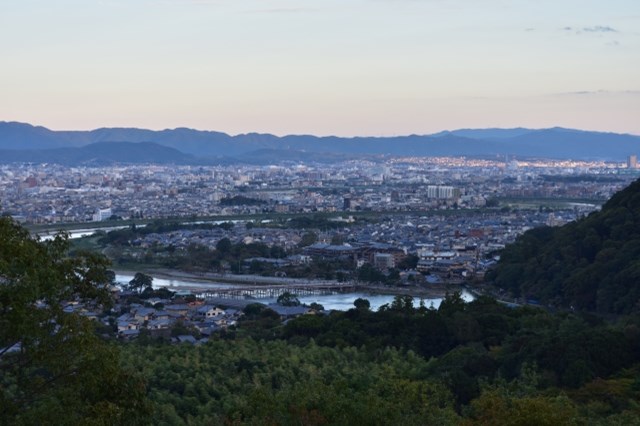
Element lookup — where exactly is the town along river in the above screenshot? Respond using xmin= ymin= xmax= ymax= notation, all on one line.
xmin=115 ymin=273 xmax=473 ymax=311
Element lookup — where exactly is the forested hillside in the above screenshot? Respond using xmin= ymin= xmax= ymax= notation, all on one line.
xmin=488 ymin=178 xmax=640 ymax=314
xmin=123 ymin=295 xmax=640 ymax=425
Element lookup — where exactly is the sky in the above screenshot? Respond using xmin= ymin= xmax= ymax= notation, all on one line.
xmin=1 ymin=0 xmax=639 ymax=136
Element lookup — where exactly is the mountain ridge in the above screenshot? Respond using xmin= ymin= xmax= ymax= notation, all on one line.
xmin=0 ymin=141 xmax=212 ymax=166
xmin=1 ymin=121 xmax=640 ymax=162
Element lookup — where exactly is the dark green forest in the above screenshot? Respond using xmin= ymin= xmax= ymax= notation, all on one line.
xmin=488 ymin=178 xmax=640 ymax=314
xmin=122 ymin=295 xmax=640 ymax=425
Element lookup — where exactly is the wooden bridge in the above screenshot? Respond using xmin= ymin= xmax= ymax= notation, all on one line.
xmin=195 ymin=282 xmax=357 ymax=300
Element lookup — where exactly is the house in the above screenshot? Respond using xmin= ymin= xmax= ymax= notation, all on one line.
xmin=361 ymin=242 xmax=407 ymax=265
xmin=119 ymin=329 xmax=140 ymax=340
xmin=165 ymin=304 xmax=190 ymax=317
xmin=79 ymin=310 xmax=100 ymax=321
xmin=198 ymin=326 xmax=218 ymax=337
xmin=373 ymin=253 xmax=394 ymax=270
xmin=154 ymin=310 xmax=170 ymax=320
xmin=267 ymin=304 xmax=313 ymax=320
xmin=117 ymin=313 xmax=140 ymax=332
xmin=147 ymin=318 xmax=172 ymax=330
xmin=133 ymin=307 xmax=155 ymax=322
xmin=224 ymin=308 xmax=241 ymax=318
xmin=174 ymin=335 xmax=197 ymax=344
xmin=287 ymin=254 xmax=311 ymax=265
xmin=303 ymin=243 xmax=358 ymax=262
xmin=117 ymin=320 xmax=140 ymax=332
xmin=213 ymin=317 xmax=231 ymax=327
xmin=196 ymin=305 xmax=225 ymax=319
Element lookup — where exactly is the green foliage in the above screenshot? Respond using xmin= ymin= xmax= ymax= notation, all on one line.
xmin=298 ymin=231 xmax=318 ymax=247
xmin=464 ymin=389 xmax=581 ymax=425
xmin=128 ymin=272 xmax=153 ymax=293
xmin=113 ymin=293 xmax=640 ymax=424
xmin=357 ymin=263 xmax=387 ymax=283
xmin=353 ymin=297 xmax=371 ymax=311
xmin=397 ymin=254 xmax=419 ymax=270
xmin=282 ymin=294 xmax=640 ymax=408
xmin=121 ymin=339 xmax=460 ymax=425
xmin=287 ymin=214 xmax=357 ymax=230
xmin=489 ymin=178 xmax=640 ymax=314
xmin=308 ymin=302 xmax=324 ymax=311
xmin=0 ymin=218 xmax=149 ymax=425
xmin=140 ymin=286 xmax=175 ymax=300
xmin=485 ymin=197 xmax=500 ymax=208
xmin=277 ymin=291 xmax=301 ymax=306
xmin=215 ymin=237 xmax=232 ymax=254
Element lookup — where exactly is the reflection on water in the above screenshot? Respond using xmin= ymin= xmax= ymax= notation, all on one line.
xmin=115 ymin=274 xmax=235 ymax=290
xmin=262 ymin=293 xmax=451 ymax=311
xmin=38 ymin=224 xmax=148 ymax=241
xmin=115 ymin=273 xmax=473 ymax=311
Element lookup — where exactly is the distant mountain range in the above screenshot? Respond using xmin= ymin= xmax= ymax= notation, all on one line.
xmin=1 ymin=121 xmax=639 ymax=165
xmin=0 ymin=142 xmax=206 ymax=166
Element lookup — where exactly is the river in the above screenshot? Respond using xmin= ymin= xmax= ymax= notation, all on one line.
xmin=37 ymin=220 xmax=238 ymax=241
xmin=115 ymin=273 xmax=473 ymax=311
xmin=38 ymin=225 xmax=136 ymax=241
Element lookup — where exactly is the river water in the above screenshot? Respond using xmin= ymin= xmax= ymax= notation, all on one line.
xmin=115 ymin=273 xmax=473 ymax=311
xmin=38 ymin=220 xmax=235 ymax=241
xmin=38 ymin=226 xmax=134 ymax=241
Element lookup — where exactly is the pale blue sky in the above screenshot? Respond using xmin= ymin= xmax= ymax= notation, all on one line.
xmin=1 ymin=0 xmax=639 ymax=135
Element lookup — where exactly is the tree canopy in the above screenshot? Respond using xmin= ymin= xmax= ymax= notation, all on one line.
xmin=0 ymin=218 xmax=149 ymax=424
xmin=128 ymin=272 xmax=153 ymax=294
xmin=277 ymin=291 xmax=301 ymax=306
xmin=488 ymin=178 xmax=640 ymax=314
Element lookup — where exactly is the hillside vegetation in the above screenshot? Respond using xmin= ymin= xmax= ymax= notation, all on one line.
xmin=488 ymin=178 xmax=640 ymax=314
xmin=3 ymin=217 xmax=640 ymax=424
xmin=125 ymin=294 xmax=640 ymax=425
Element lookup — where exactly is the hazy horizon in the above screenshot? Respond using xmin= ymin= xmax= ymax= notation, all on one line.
xmin=4 ymin=120 xmax=640 ymax=139
xmin=1 ymin=0 xmax=639 ymax=136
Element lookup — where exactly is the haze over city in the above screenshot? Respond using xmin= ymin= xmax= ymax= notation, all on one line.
xmin=1 ymin=0 xmax=639 ymax=136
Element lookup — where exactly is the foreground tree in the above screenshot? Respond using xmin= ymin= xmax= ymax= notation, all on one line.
xmin=0 ymin=218 xmax=149 ymax=425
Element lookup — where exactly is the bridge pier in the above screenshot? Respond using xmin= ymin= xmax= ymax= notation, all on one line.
xmin=192 ymin=283 xmax=356 ymax=301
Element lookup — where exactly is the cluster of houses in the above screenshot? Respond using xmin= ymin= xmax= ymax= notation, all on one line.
xmin=63 ymin=288 xmax=318 ymax=344
xmin=114 ymin=300 xmax=240 ymax=342
xmin=302 ymin=240 xmax=495 ymax=283
xmin=416 ymin=246 xmax=480 ymax=283
xmin=302 ymin=242 xmax=407 ymax=269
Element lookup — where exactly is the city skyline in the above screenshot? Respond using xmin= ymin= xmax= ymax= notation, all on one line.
xmin=1 ymin=0 xmax=639 ymax=136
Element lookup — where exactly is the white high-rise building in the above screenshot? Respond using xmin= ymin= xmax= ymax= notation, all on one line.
xmin=92 ymin=208 xmax=112 ymax=222
xmin=427 ymin=185 xmax=455 ymax=200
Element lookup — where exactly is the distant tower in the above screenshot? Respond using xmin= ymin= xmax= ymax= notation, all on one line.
xmin=628 ymin=155 xmax=638 ymax=169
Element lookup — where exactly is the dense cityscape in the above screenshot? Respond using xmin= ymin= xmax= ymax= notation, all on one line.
xmin=1 ymin=156 xmax=633 ymax=224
